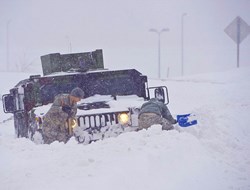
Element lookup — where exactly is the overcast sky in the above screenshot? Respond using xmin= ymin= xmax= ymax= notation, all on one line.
xmin=0 ymin=0 xmax=249 ymax=78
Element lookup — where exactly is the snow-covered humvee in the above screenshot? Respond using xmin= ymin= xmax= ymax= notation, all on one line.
xmin=2 ymin=49 xmax=169 ymax=143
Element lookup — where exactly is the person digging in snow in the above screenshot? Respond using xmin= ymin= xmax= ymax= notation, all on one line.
xmin=42 ymin=87 xmax=85 ymax=144
xmin=138 ymin=98 xmax=177 ymax=131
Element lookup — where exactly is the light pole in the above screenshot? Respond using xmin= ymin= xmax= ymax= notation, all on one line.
xmin=181 ymin=13 xmax=187 ymax=76
xmin=149 ymin=28 xmax=169 ymax=79
xmin=65 ymin=35 xmax=72 ymax=53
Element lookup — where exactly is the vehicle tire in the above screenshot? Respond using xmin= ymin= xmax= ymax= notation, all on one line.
xmin=14 ymin=111 xmax=29 ymax=138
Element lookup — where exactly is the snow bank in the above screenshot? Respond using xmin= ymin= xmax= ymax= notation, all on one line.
xmin=1 ymin=67 xmax=250 ymax=190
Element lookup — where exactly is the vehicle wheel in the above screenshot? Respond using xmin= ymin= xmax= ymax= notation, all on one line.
xmin=14 ymin=111 xmax=29 ymax=138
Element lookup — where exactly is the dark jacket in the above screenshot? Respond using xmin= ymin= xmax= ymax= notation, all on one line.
xmin=139 ymin=98 xmax=176 ymax=124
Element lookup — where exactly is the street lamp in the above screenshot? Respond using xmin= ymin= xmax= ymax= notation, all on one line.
xmin=65 ymin=35 xmax=72 ymax=53
xmin=149 ymin=28 xmax=169 ymax=79
xmin=181 ymin=13 xmax=187 ymax=76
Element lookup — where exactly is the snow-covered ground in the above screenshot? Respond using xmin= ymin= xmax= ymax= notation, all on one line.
xmin=1 ymin=67 xmax=250 ymax=190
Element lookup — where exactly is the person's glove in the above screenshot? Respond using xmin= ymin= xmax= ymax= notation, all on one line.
xmin=62 ymin=105 xmax=72 ymax=115
xmin=172 ymin=119 xmax=178 ymax=124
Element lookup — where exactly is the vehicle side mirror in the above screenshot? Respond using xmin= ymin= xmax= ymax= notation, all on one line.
xmin=154 ymin=87 xmax=165 ymax=103
xmin=147 ymin=86 xmax=169 ymax=104
xmin=2 ymin=94 xmax=15 ymax=113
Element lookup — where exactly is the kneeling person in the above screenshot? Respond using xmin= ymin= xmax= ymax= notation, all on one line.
xmin=42 ymin=87 xmax=85 ymax=144
xmin=138 ymin=98 xmax=177 ymax=130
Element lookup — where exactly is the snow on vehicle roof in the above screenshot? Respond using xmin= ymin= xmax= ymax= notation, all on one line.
xmin=44 ymin=68 xmax=126 ymax=77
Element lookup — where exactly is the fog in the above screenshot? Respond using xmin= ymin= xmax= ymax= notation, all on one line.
xmin=0 ymin=0 xmax=249 ymax=78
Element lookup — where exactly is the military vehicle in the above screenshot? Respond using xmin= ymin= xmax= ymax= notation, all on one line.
xmin=2 ymin=49 xmax=169 ymax=143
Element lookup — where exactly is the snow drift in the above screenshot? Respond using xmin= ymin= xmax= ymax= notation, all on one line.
xmin=1 ymin=67 xmax=250 ymax=190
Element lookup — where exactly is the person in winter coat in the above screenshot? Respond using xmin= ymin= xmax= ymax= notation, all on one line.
xmin=42 ymin=87 xmax=85 ymax=144
xmin=138 ymin=98 xmax=177 ymax=130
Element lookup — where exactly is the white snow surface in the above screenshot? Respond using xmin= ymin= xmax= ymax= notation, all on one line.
xmin=1 ymin=67 xmax=250 ymax=190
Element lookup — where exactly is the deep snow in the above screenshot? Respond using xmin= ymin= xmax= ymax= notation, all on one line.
xmin=0 ymin=67 xmax=250 ymax=190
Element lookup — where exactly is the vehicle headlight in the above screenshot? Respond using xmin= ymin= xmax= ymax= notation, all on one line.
xmin=71 ymin=118 xmax=77 ymax=128
xmin=118 ymin=113 xmax=130 ymax=125
xmin=35 ymin=116 xmax=40 ymax=122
